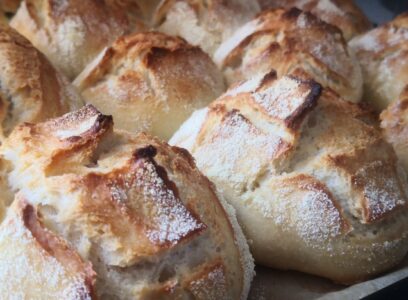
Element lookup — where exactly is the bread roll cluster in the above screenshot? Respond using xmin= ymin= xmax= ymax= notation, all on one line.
xmin=0 ymin=0 xmax=407 ymax=297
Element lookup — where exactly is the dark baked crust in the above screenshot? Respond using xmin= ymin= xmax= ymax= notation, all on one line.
xmin=215 ymin=8 xmax=363 ymax=103
xmin=258 ymin=0 xmax=371 ymax=40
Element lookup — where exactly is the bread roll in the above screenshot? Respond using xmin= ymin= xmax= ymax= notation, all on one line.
xmin=11 ymin=0 xmax=145 ymax=79
xmin=154 ymin=0 xmax=260 ymax=56
xmin=349 ymin=13 xmax=408 ymax=111
xmin=74 ymin=32 xmax=225 ymax=140
xmin=0 ymin=25 xmax=82 ymax=140
xmin=0 ymin=197 xmax=96 ymax=299
xmin=170 ymin=70 xmax=408 ymax=284
xmin=381 ymin=86 xmax=408 ymax=174
xmin=1 ymin=104 xmax=254 ymax=299
xmin=214 ymin=8 xmax=363 ymax=103
xmin=258 ymin=0 xmax=371 ymax=41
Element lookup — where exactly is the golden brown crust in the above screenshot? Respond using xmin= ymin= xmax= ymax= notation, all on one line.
xmin=1 ymin=0 xmax=21 ymax=13
xmin=0 ymin=196 xmax=96 ymax=299
xmin=349 ymin=12 xmax=408 ymax=111
xmin=215 ymin=8 xmax=363 ymax=103
xmin=74 ymin=32 xmax=225 ymax=140
xmin=258 ymin=0 xmax=371 ymax=41
xmin=154 ymin=0 xmax=260 ymax=56
xmin=11 ymin=0 xmax=145 ymax=79
xmin=0 ymin=0 xmax=21 ymax=24
xmin=79 ymin=146 xmax=208 ymax=257
xmin=171 ymin=71 xmax=408 ymax=283
xmin=0 ymin=25 xmax=82 ymax=140
xmin=75 ymin=32 xmax=197 ymax=89
xmin=2 ymin=105 xmax=254 ymax=299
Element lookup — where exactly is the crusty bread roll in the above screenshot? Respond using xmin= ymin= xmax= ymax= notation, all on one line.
xmin=74 ymin=32 xmax=225 ymax=141
xmin=1 ymin=104 xmax=254 ymax=299
xmin=258 ymin=0 xmax=371 ymax=41
xmin=0 ymin=25 xmax=82 ymax=140
xmin=349 ymin=13 xmax=408 ymax=111
xmin=154 ymin=0 xmax=260 ymax=56
xmin=11 ymin=0 xmax=145 ymax=80
xmin=214 ymin=8 xmax=363 ymax=103
xmin=0 ymin=197 xmax=96 ymax=299
xmin=381 ymin=86 xmax=408 ymax=174
xmin=170 ymin=70 xmax=408 ymax=284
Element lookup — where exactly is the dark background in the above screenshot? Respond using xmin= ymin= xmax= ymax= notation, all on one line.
xmin=355 ymin=0 xmax=408 ymax=24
